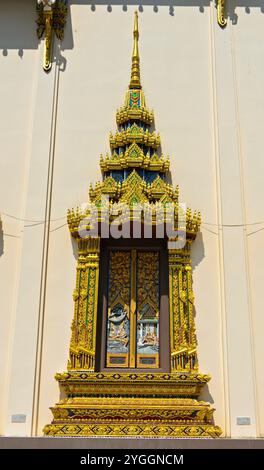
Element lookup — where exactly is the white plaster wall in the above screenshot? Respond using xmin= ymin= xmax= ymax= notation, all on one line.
xmin=0 ymin=2 xmax=263 ymax=438
xmin=232 ymin=7 xmax=264 ymax=437
xmin=0 ymin=0 xmax=39 ymax=434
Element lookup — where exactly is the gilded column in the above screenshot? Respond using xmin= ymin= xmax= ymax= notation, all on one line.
xmin=68 ymin=237 xmax=100 ymax=371
xmin=168 ymin=243 xmax=198 ymax=372
xmin=184 ymin=261 xmax=198 ymax=370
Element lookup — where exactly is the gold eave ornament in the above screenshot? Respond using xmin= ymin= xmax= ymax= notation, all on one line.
xmin=36 ymin=0 xmax=67 ymax=72
xmin=217 ymin=0 xmax=227 ymax=28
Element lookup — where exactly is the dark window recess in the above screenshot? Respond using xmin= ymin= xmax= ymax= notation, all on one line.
xmin=96 ymin=238 xmax=170 ymax=374
xmin=145 ymin=171 xmax=159 ymax=183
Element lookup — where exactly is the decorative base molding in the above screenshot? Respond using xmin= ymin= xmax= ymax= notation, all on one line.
xmin=53 ymin=370 xmax=211 ymax=397
xmin=43 ymin=372 xmax=222 ymax=438
xmin=44 ymin=422 xmax=221 ymax=438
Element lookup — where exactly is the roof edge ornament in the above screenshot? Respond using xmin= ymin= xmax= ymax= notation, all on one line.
xmin=36 ymin=0 xmax=68 ymax=72
xmin=217 ymin=0 xmax=227 ymax=28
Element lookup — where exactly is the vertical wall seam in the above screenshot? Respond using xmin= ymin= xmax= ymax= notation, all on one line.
xmin=230 ymin=23 xmax=259 ymax=436
xmin=209 ymin=3 xmax=231 ymax=437
xmin=31 ymin=41 xmax=61 ymax=437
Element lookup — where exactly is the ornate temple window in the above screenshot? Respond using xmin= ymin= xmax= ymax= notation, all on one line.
xmin=44 ymin=12 xmax=221 ymax=439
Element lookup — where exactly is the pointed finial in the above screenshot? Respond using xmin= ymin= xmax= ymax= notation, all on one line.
xmin=129 ymin=11 xmax=141 ymax=89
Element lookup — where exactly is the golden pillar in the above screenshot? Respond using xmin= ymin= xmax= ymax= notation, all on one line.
xmin=169 ymin=243 xmax=198 ymax=372
xmin=69 ymin=237 xmax=100 ymax=371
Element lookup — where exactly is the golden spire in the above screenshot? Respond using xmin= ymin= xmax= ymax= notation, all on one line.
xmin=129 ymin=11 xmax=141 ymax=89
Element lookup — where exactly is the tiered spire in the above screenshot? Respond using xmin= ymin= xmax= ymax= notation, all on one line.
xmin=68 ymin=12 xmax=200 ymax=238
xmin=100 ymin=11 xmax=169 ymax=186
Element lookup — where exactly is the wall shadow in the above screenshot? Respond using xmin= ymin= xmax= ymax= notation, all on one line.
xmin=0 ymin=0 xmax=38 ymax=53
xmin=71 ymin=0 xmax=264 ymax=26
xmin=199 ymin=382 xmax=215 ymax=405
xmin=2 ymin=0 xmax=264 ymax=56
xmin=226 ymin=0 xmax=264 ymax=25
xmin=71 ymin=235 xmax=79 ymax=260
xmin=59 ymin=383 xmax=68 ymax=401
xmin=0 ymin=0 xmax=74 ymax=58
xmin=191 ymin=230 xmax=205 ymax=271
